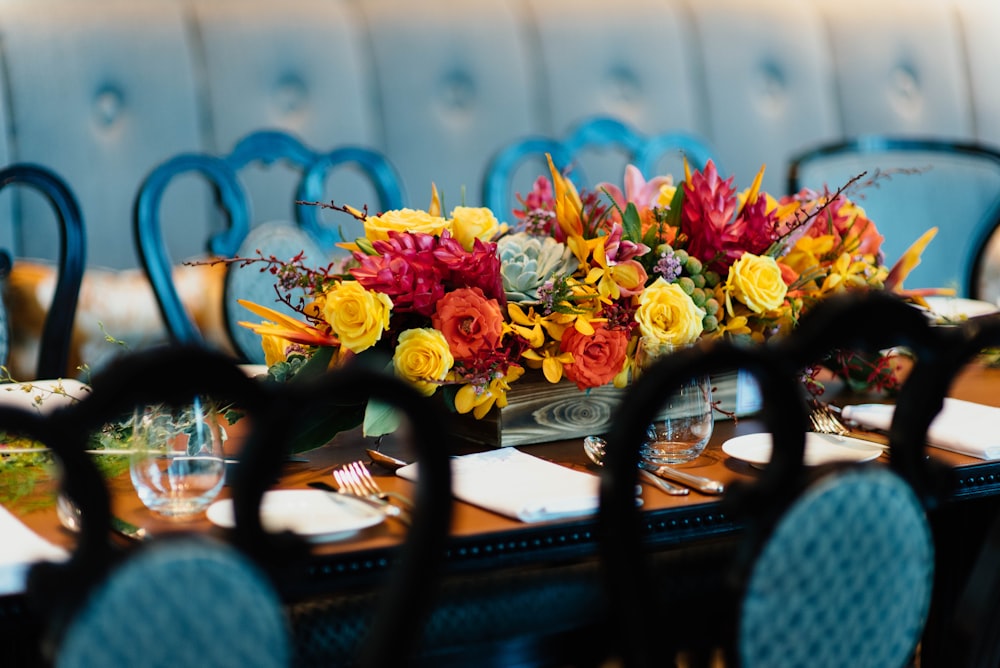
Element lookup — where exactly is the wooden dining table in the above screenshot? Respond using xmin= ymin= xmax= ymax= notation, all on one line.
xmin=3 ymin=360 xmax=1000 ymax=665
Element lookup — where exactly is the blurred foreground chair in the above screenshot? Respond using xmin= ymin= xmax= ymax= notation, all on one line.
xmin=598 ymin=293 xmax=946 ymax=667
xmin=21 ymin=345 xmax=452 ymax=668
xmin=133 ymin=129 xmax=405 ymax=363
xmin=482 ymin=116 xmax=717 ymax=218
xmin=0 ymin=164 xmax=86 ymax=379
xmin=787 ymin=136 xmax=1000 ymax=299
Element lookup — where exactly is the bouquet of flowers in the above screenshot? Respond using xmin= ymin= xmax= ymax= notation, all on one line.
xmin=238 ymin=156 xmax=941 ymax=440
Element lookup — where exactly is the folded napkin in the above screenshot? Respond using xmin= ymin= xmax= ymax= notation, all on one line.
xmin=842 ymin=398 xmax=1000 ymax=460
xmin=397 ymin=448 xmax=607 ymax=523
xmin=0 ymin=505 xmax=68 ymax=596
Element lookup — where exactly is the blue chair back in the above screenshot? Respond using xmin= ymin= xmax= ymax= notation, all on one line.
xmin=482 ymin=116 xmax=717 ymax=218
xmin=133 ymin=130 xmax=405 ymax=351
xmin=787 ymin=136 xmax=1000 ymax=298
xmin=0 ymin=164 xmax=86 ymax=378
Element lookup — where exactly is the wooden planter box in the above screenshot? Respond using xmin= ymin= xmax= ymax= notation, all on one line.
xmin=451 ymin=369 xmax=762 ymax=448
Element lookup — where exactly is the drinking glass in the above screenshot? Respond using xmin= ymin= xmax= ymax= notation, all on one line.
xmin=634 ymin=337 xmax=714 ymax=465
xmin=129 ymin=396 xmax=226 ymax=518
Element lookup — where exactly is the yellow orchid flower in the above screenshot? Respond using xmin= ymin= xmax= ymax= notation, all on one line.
xmin=521 ymin=344 xmax=575 ymax=384
xmin=819 ymin=252 xmax=872 ymax=293
xmin=454 ymin=365 xmax=526 ymax=419
xmin=237 ymin=300 xmax=338 ymax=347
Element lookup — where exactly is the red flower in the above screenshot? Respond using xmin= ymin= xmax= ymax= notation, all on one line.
xmin=434 ymin=233 xmax=506 ymax=306
xmin=350 ymin=232 xmax=445 ymax=316
xmin=560 ymin=324 xmax=630 ymax=390
xmin=431 ymin=287 xmax=504 ymax=362
xmin=681 ymin=160 xmax=736 ymax=269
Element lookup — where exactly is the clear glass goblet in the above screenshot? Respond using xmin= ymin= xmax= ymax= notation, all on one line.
xmin=129 ymin=397 xmax=226 ymax=519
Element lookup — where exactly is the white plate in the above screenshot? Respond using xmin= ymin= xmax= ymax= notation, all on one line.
xmin=722 ymin=432 xmax=884 ymax=467
xmin=920 ymin=296 xmax=999 ymax=324
xmin=206 ymin=489 xmax=384 ymax=543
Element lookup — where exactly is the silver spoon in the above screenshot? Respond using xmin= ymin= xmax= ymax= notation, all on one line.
xmin=584 ymin=436 xmax=725 ymax=495
xmin=583 ymin=436 xmax=689 ymax=496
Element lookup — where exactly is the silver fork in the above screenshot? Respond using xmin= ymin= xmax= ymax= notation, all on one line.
xmin=808 ymin=399 xmax=889 ymax=451
xmin=808 ymin=399 xmax=850 ymax=437
xmin=332 ymin=461 xmax=413 ymax=525
xmin=344 ymin=461 xmax=416 ymax=510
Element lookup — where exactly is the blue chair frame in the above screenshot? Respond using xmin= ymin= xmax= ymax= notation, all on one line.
xmin=482 ymin=116 xmax=717 ymax=216
xmin=134 ymin=129 xmax=405 ymax=348
xmin=787 ymin=136 xmax=1000 ymax=298
xmin=0 ymin=164 xmax=86 ymax=378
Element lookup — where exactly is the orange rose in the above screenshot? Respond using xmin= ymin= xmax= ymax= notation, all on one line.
xmin=431 ymin=287 xmax=504 ymax=362
xmin=560 ymin=324 xmax=630 ymax=390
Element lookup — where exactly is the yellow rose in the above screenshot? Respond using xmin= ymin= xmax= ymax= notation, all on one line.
xmin=392 ymin=328 xmax=454 ymax=396
xmin=449 ymin=206 xmax=500 ymax=250
xmin=261 ymin=332 xmax=288 ymax=367
xmin=321 ymin=281 xmax=393 ymax=353
xmin=726 ymin=253 xmax=788 ymax=314
xmin=635 ymin=277 xmax=705 ymax=346
xmin=364 ymin=208 xmax=451 ymax=242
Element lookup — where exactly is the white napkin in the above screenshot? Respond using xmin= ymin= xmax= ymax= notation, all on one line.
xmin=397 ymin=448 xmax=607 ymax=523
xmin=842 ymin=398 xmax=1000 ymax=460
xmin=0 ymin=505 xmax=68 ymax=596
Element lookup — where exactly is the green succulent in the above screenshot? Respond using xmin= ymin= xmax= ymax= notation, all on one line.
xmin=497 ymin=232 xmax=579 ymax=303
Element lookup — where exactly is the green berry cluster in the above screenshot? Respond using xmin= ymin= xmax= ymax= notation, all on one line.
xmin=658 ymin=245 xmax=723 ymax=334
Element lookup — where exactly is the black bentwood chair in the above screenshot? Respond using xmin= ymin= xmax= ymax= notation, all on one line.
xmin=133 ymin=129 xmax=405 ymax=362
xmin=482 ymin=115 xmax=717 ymax=217
xmin=21 ymin=347 xmax=289 ymax=668
xmin=21 ymin=346 xmax=453 ymax=668
xmin=598 ymin=292 xmax=948 ymax=668
xmin=0 ymin=164 xmax=86 ymax=378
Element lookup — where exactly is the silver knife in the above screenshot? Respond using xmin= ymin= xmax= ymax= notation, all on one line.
xmin=640 ymin=462 xmax=725 ymax=495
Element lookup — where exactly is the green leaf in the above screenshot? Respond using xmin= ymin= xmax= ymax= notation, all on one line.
xmin=664 ymin=186 xmax=684 ymax=229
xmin=288 ymin=400 xmax=365 ymax=453
xmin=622 ymin=203 xmax=642 ymax=243
xmin=291 ymin=346 xmax=335 ymax=382
xmin=356 ymin=237 xmax=378 ymax=256
xmin=362 ymin=399 xmax=400 ymax=438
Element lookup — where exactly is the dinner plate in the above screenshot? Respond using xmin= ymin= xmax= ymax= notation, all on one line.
xmin=920 ymin=296 xmax=999 ymax=324
xmin=206 ymin=489 xmax=384 ymax=543
xmin=722 ymin=432 xmax=884 ymax=467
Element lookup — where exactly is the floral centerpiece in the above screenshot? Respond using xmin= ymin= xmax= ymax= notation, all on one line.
xmin=237 ymin=156 xmax=942 ymax=447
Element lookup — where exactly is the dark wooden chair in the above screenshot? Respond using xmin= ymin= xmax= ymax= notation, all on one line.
xmin=597 ymin=292 xmax=946 ymax=667
xmin=20 ymin=345 xmax=453 ymax=668
xmin=133 ymin=129 xmax=405 ymax=361
xmin=482 ymin=115 xmax=717 ymax=218
xmin=0 ymin=164 xmax=86 ymax=378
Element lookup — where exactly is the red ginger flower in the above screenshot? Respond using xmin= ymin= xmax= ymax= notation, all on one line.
xmin=681 ymin=160 xmax=737 ymax=269
xmin=350 ymin=232 xmax=445 ymax=317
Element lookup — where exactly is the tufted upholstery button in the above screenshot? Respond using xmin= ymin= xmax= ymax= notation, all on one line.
xmin=273 ymin=73 xmax=308 ymax=118
xmin=439 ymin=69 xmax=476 ymax=112
xmin=756 ymin=61 xmax=787 ymax=114
xmin=93 ymin=85 xmax=124 ymax=128
xmin=605 ymin=65 xmax=641 ymax=105
xmin=890 ymin=63 xmax=921 ymax=115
